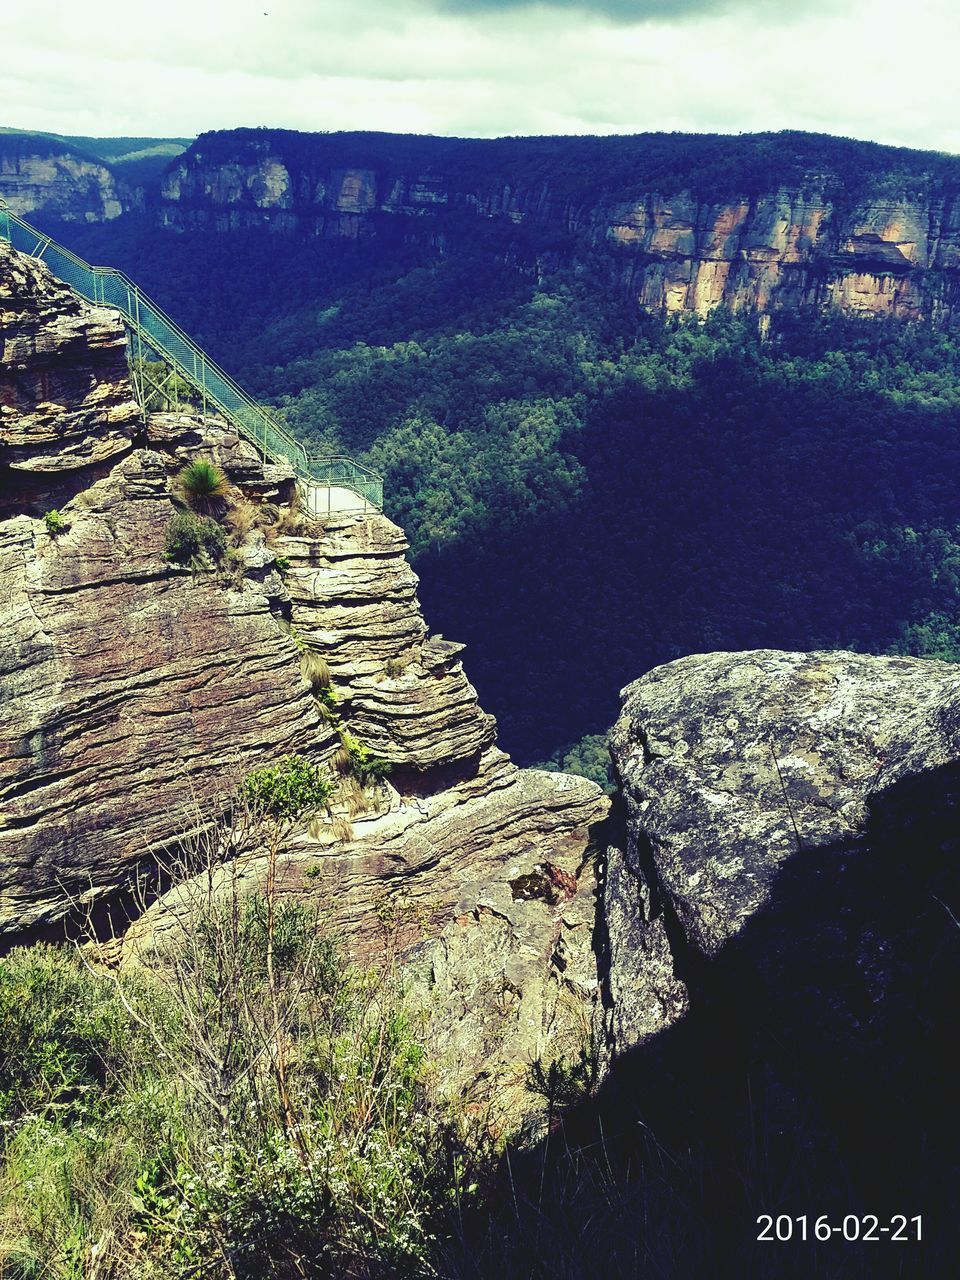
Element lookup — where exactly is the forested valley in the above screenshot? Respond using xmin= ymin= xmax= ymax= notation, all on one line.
xmin=49 ymin=212 xmax=960 ymax=769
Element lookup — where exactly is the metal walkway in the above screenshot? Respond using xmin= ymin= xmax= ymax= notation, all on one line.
xmin=0 ymin=199 xmax=383 ymax=511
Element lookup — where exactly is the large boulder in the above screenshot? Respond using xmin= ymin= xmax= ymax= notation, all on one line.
xmin=603 ymin=648 xmax=960 ymax=1237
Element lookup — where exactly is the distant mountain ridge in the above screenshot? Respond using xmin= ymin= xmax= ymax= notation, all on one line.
xmin=0 ymin=127 xmax=192 ymax=220
xmin=151 ymin=128 xmax=960 ymax=325
xmin=5 ymin=126 xmax=960 ymax=322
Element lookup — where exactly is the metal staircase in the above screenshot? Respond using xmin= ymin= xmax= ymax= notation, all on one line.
xmin=0 ymin=199 xmax=383 ymax=512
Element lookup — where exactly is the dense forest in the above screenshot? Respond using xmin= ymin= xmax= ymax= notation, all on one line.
xmin=40 ymin=201 xmax=960 ymax=764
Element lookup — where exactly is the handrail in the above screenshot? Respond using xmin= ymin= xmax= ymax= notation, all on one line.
xmin=0 ymin=199 xmax=383 ymax=511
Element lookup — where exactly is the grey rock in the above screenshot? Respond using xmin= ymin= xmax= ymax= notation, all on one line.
xmin=605 ymin=648 xmax=960 ymax=1057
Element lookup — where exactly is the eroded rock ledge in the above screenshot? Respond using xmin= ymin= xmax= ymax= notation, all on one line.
xmin=604 ymin=648 xmax=960 ymax=1057
xmin=0 ymin=240 xmax=139 ymax=471
xmin=0 ymin=238 xmax=609 ymax=1117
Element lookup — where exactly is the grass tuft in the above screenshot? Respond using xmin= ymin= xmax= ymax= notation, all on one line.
xmin=175 ymin=458 xmax=229 ymax=515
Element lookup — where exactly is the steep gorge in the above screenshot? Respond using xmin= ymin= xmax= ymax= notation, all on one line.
xmin=0 ymin=238 xmax=607 ymax=1107
xmin=2 ymin=235 xmax=958 ymax=1271
xmin=149 ymin=130 xmax=960 ymax=325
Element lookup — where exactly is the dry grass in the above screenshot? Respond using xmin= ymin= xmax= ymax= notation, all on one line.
xmin=300 ymin=649 xmax=332 ymax=692
xmin=327 ymin=815 xmax=355 ymax=843
xmin=224 ymin=498 xmax=259 ymax=547
xmin=338 ymin=775 xmax=372 ymax=818
xmin=275 ymin=488 xmax=316 ymax=537
xmin=385 ymin=653 xmax=414 ymax=679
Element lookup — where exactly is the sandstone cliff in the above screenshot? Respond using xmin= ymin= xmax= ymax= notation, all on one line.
xmin=0 ymin=240 xmax=139 ymax=473
xmin=0 ymin=143 xmax=123 ymax=222
xmin=150 ymin=129 xmax=960 ymax=325
xmin=0 ymin=239 xmax=608 ymax=1112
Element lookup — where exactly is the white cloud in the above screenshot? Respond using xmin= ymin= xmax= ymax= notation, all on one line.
xmin=0 ymin=0 xmax=957 ymax=153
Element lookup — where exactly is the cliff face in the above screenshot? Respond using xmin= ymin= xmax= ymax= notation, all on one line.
xmin=150 ymin=130 xmax=960 ymax=325
xmin=0 ymin=240 xmax=140 ymax=472
xmin=0 ymin=240 xmax=608 ymax=1108
xmin=609 ymin=188 xmax=960 ymax=323
xmin=0 ymin=148 xmax=123 ymax=222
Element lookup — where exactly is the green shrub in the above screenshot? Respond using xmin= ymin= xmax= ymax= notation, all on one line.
xmin=163 ymin=511 xmax=227 ymax=568
xmin=0 ymin=945 xmax=127 ymax=1125
xmin=341 ymin=731 xmax=391 ymax=785
xmin=239 ymin=754 xmax=335 ymax=823
xmin=42 ymin=510 xmax=68 ymax=536
xmin=0 ymin=904 xmax=473 ymax=1280
xmin=175 ymin=458 xmax=229 ymax=515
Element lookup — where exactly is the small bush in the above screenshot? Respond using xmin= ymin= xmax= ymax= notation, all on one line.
xmin=176 ymin=458 xmax=229 ymax=515
xmin=316 ymin=682 xmax=340 ymax=725
xmin=341 ymin=731 xmax=391 ymax=786
xmin=164 ymin=512 xmax=227 ymax=568
xmin=239 ymin=754 xmax=334 ymax=824
xmin=43 ymin=510 xmax=68 ymax=536
xmin=0 ymin=946 xmax=127 ymax=1125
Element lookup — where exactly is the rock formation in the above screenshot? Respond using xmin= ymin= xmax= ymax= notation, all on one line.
xmin=604 ymin=647 xmax=960 ymax=1056
xmin=148 ymin=129 xmax=960 ymax=326
xmin=0 ymin=239 xmax=608 ymax=1113
xmin=0 ymin=240 xmax=140 ymax=473
xmin=0 ymin=144 xmax=123 ymax=222
xmin=600 ymin=648 xmax=960 ymax=1247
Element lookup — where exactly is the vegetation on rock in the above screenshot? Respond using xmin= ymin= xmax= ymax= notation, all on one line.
xmin=238 ymin=753 xmax=334 ymax=824
xmin=175 ymin=457 xmax=229 ymax=515
xmin=42 ymin=509 xmax=68 ymax=536
xmin=163 ymin=510 xmax=227 ymax=568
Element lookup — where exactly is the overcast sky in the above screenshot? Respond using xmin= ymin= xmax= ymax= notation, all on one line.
xmin=2 ymin=0 xmax=958 ymax=153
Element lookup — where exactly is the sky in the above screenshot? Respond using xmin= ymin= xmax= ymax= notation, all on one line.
xmin=1 ymin=0 xmax=958 ymax=153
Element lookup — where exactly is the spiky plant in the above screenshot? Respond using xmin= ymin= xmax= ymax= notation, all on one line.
xmin=176 ymin=458 xmax=229 ymax=515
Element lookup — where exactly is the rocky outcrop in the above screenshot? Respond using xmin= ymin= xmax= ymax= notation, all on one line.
xmin=279 ymin=515 xmax=496 ymax=769
xmin=611 ymin=188 xmax=960 ymax=323
xmin=0 ymin=146 xmax=123 ymax=222
xmin=0 ymin=240 xmax=139 ymax=472
xmin=0 ymin=237 xmax=609 ymax=1117
xmin=604 ymin=648 xmax=960 ymax=1057
xmin=0 ymin=438 xmax=332 ymax=937
xmin=151 ymin=129 xmax=960 ymax=326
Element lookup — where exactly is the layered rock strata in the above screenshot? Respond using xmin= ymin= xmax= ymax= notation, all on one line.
xmin=0 ymin=239 xmax=609 ymax=1113
xmin=152 ymin=131 xmax=960 ymax=325
xmin=279 ymin=516 xmax=496 ymax=769
xmin=0 ymin=438 xmax=332 ymax=937
xmin=0 ymin=240 xmax=140 ymax=471
xmin=0 ymin=148 xmax=123 ymax=222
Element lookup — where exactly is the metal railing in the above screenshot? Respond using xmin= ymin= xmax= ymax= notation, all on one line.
xmin=0 ymin=199 xmax=383 ymax=511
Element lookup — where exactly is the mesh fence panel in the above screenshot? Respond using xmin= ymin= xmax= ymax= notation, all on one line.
xmin=0 ymin=204 xmax=382 ymax=508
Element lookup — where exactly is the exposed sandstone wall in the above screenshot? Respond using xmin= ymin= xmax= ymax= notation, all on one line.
xmin=0 ymin=150 xmax=123 ymax=222
xmin=0 ymin=432 xmax=332 ymax=938
xmin=0 ymin=240 xmax=140 ymax=471
xmin=0 ymin=240 xmax=609 ymax=1113
xmin=155 ymin=138 xmax=960 ymax=325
